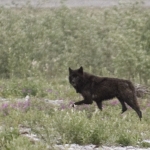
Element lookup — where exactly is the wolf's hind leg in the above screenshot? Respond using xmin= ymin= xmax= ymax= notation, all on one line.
xmin=118 ymin=98 xmax=127 ymax=114
xmin=95 ymin=101 xmax=102 ymax=110
xmin=125 ymin=100 xmax=142 ymax=120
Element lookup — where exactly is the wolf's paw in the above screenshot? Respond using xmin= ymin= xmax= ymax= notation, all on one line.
xmin=72 ymin=103 xmax=76 ymax=108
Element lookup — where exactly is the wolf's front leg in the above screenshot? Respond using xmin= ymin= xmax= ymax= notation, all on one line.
xmin=74 ymin=100 xmax=85 ymax=106
xmin=73 ymin=98 xmax=93 ymax=107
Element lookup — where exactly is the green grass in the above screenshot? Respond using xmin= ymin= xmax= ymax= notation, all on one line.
xmin=0 ymin=92 xmax=150 ymax=149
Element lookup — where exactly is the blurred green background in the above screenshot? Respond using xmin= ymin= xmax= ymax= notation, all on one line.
xmin=0 ymin=1 xmax=149 ymax=98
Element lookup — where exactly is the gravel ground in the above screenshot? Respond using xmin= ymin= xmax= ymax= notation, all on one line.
xmin=0 ymin=97 xmax=150 ymax=150
xmin=54 ymin=144 xmax=150 ymax=150
xmin=0 ymin=0 xmax=149 ymax=8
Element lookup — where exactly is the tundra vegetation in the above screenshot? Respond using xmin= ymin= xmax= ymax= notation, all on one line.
xmin=0 ymin=0 xmax=150 ymax=149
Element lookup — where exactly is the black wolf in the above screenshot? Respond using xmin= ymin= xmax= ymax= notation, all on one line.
xmin=69 ymin=66 xmax=142 ymax=120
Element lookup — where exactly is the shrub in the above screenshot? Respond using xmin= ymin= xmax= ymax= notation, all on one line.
xmin=0 ymin=1 xmax=149 ymax=85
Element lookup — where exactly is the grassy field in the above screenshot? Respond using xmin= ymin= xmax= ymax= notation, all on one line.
xmin=0 ymin=79 xmax=150 ymax=149
xmin=0 ymin=0 xmax=150 ymax=149
xmin=0 ymin=87 xmax=150 ymax=150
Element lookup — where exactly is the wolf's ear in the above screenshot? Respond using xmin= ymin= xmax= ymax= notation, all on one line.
xmin=78 ymin=66 xmax=83 ymax=74
xmin=69 ymin=67 xmax=72 ymax=74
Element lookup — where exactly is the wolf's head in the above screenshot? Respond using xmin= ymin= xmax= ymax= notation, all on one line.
xmin=69 ymin=66 xmax=83 ymax=88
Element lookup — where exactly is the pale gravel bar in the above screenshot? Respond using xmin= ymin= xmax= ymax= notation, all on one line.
xmin=0 ymin=0 xmax=150 ymax=8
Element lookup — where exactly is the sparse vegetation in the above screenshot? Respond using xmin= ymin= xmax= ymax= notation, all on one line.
xmin=0 ymin=0 xmax=150 ymax=149
xmin=0 ymin=98 xmax=150 ymax=149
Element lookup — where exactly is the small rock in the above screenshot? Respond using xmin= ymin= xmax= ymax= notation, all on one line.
xmin=142 ymin=140 xmax=150 ymax=144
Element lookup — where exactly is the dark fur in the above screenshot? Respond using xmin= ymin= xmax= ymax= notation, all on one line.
xmin=69 ymin=67 xmax=142 ymax=120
